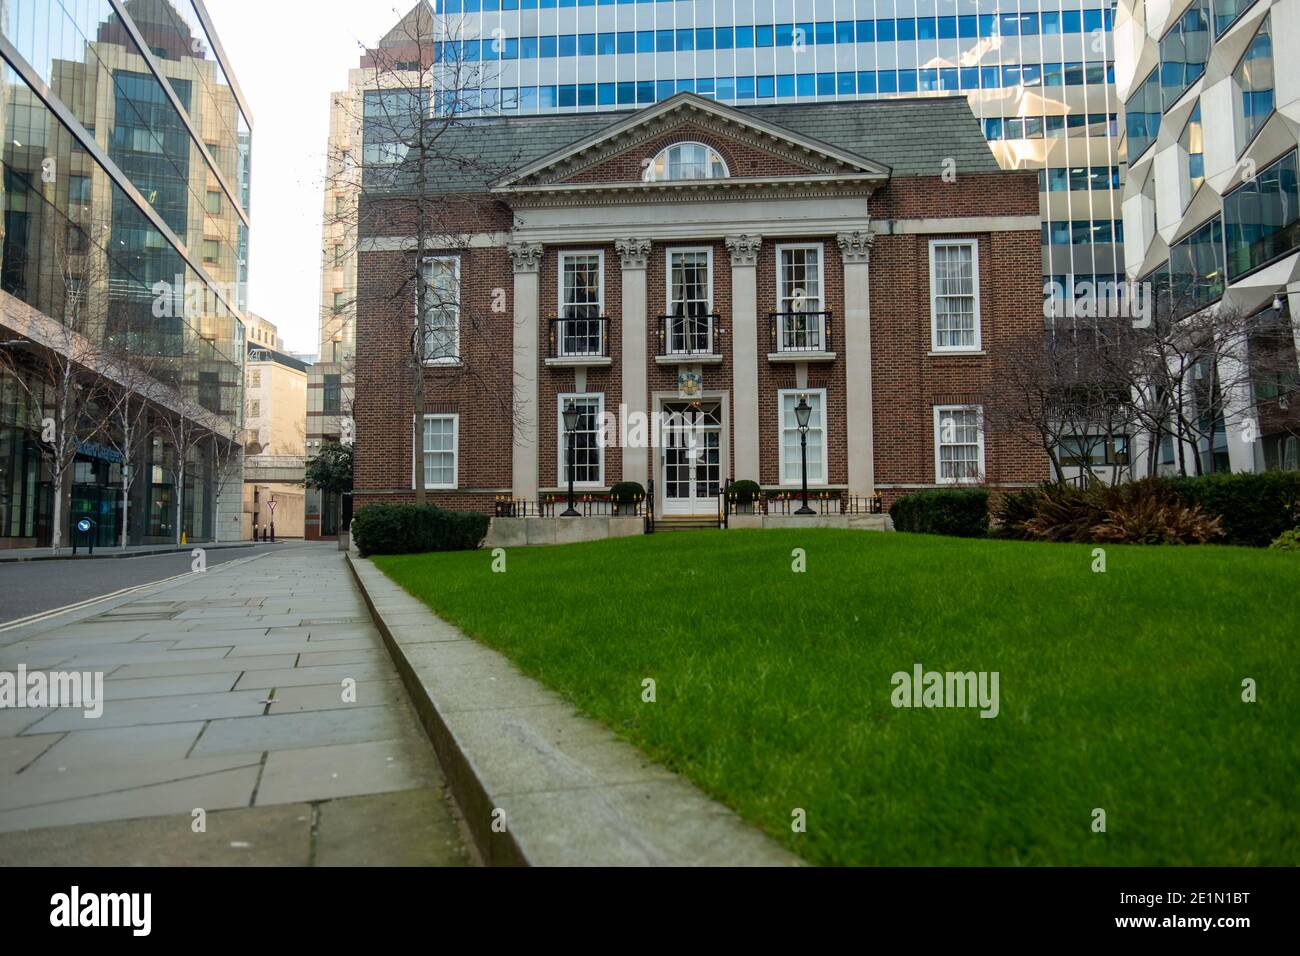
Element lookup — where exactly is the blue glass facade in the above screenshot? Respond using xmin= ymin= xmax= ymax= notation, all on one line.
xmin=431 ymin=0 xmax=1124 ymax=288
xmin=0 ymin=1 xmax=250 ymax=546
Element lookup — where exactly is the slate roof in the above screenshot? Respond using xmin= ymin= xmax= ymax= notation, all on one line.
xmin=375 ymin=94 xmax=1000 ymax=194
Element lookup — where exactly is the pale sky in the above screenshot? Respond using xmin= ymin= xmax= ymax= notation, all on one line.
xmin=205 ymin=1 xmax=422 ymax=355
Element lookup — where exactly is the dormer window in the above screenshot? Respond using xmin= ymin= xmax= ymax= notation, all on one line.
xmin=646 ymin=142 xmax=729 ymax=181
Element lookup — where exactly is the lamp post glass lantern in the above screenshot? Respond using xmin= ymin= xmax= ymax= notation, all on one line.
xmin=562 ymin=401 xmax=581 ymax=517
xmin=794 ymin=394 xmax=815 ymax=515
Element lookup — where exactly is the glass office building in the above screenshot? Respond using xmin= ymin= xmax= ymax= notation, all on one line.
xmin=430 ymin=0 xmax=1123 ymax=294
xmin=0 ymin=0 xmax=250 ymax=547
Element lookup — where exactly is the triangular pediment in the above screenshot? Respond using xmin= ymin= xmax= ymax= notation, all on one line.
xmin=494 ymin=93 xmax=891 ymax=192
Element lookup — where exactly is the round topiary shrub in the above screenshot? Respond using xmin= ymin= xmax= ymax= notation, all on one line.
xmin=609 ymin=481 xmax=645 ymax=514
xmin=729 ymin=479 xmax=761 ymax=504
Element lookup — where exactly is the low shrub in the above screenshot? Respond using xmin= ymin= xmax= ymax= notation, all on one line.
xmin=990 ymin=486 xmax=1048 ymax=539
xmin=889 ymin=489 xmax=989 ymax=538
xmin=1269 ymin=529 xmax=1300 ymax=552
xmin=1090 ymin=483 xmax=1223 ymax=545
xmin=728 ymin=479 xmax=762 ymax=504
xmin=1021 ymin=479 xmax=1222 ymax=545
xmin=1164 ymin=472 xmax=1300 ymax=547
xmin=352 ymin=503 xmax=489 ymax=557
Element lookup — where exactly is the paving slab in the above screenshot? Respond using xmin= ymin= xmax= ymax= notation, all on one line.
xmin=0 ymin=545 xmax=466 ymax=864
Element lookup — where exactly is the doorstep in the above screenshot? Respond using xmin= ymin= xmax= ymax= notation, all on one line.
xmin=347 ymin=554 xmax=799 ymax=867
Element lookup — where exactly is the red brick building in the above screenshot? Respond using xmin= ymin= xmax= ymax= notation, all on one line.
xmin=355 ymin=93 xmax=1047 ymax=520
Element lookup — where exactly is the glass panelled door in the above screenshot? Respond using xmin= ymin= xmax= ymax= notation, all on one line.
xmin=661 ymin=402 xmax=721 ymax=516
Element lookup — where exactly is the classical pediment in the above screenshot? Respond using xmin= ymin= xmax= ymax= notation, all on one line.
xmin=493 ymin=92 xmax=891 ymax=199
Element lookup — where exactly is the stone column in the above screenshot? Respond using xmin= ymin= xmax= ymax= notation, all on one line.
xmin=725 ymin=234 xmax=763 ymax=482
xmin=616 ymin=238 xmax=652 ymax=487
xmin=838 ymin=230 xmax=875 ymax=495
xmin=509 ymin=241 xmax=543 ymax=499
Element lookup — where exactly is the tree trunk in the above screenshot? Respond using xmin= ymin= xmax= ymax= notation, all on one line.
xmin=175 ymin=467 xmax=184 ymax=546
xmin=121 ymin=470 xmax=130 ymax=549
xmin=51 ymin=465 xmax=64 ymax=553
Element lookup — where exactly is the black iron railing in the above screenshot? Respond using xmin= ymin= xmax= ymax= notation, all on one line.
xmin=547 ymin=316 xmax=610 ymax=359
xmin=645 ymin=478 xmax=655 ymax=534
xmin=768 ymin=311 xmax=833 ymax=354
xmin=495 ymin=494 xmax=645 ymax=518
xmin=719 ymin=488 xmax=885 ymax=518
xmin=658 ymin=313 xmax=722 ymax=358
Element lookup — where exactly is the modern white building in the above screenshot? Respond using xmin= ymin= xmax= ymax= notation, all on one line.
xmin=1116 ymin=0 xmax=1300 ymax=474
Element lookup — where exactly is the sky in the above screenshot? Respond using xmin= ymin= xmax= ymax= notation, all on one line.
xmin=205 ymin=1 xmax=423 ymax=356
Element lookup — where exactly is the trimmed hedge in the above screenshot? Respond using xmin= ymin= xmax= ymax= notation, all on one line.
xmin=352 ymin=503 xmax=489 ymax=557
xmin=609 ymin=481 xmax=645 ymax=504
xmin=729 ymin=479 xmax=761 ymax=504
xmin=889 ymin=489 xmax=990 ymax=538
xmin=1164 ymin=472 xmax=1300 ymax=548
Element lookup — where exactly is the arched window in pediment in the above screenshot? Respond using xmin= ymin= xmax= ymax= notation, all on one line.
xmin=646 ymin=142 xmax=729 ymax=181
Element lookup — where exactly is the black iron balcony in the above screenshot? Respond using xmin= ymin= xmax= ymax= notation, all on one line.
xmin=657 ymin=313 xmax=722 ymax=362
xmin=546 ymin=316 xmax=611 ymax=364
xmin=768 ymin=310 xmax=834 ymax=359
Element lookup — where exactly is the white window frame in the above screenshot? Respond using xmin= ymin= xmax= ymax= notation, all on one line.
xmin=777 ymin=388 xmax=828 ymax=487
xmin=412 ymin=413 xmax=459 ymax=490
xmin=928 ymin=239 xmax=982 ymax=353
xmin=556 ymin=392 xmax=605 ymax=488
xmin=647 ymin=141 xmax=730 ymax=181
xmin=933 ymin=405 xmax=986 ymax=485
xmin=420 ymin=255 xmax=460 ymax=366
xmin=665 ymin=246 xmax=715 ymax=354
xmin=557 ymin=250 xmax=605 ymax=316
xmin=774 ymin=242 xmax=825 ymax=312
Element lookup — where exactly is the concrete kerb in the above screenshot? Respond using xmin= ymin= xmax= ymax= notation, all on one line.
xmin=346 ymin=553 xmax=800 ymax=867
xmin=0 ymin=541 xmax=259 ymax=563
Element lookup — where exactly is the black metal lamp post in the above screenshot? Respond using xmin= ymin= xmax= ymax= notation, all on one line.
xmin=561 ymin=401 xmax=580 ymax=517
xmin=794 ymin=394 xmax=815 ymax=515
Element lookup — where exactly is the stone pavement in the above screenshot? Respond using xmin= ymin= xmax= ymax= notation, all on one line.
xmin=0 ymin=543 xmax=467 ymax=865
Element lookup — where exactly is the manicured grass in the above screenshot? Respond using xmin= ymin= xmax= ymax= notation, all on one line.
xmin=374 ymin=531 xmax=1299 ymax=866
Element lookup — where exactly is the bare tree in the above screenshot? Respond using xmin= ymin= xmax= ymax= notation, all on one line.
xmin=98 ymin=345 xmax=162 ymax=548
xmin=208 ymin=431 xmax=243 ymax=545
xmin=324 ymin=4 xmax=522 ymax=505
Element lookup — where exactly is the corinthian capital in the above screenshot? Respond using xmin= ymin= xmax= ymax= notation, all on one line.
xmin=615 ymin=238 xmax=652 ymax=270
xmin=836 ymin=229 xmax=875 ymax=264
xmin=507 ymin=241 xmax=544 ymax=274
xmin=725 ymin=234 xmax=763 ymax=267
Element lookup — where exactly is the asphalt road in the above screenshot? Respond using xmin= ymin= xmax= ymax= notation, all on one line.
xmin=0 ymin=542 xmax=320 ymax=627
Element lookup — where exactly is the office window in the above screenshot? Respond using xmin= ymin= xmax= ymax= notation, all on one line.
xmin=1160 ymin=0 xmax=1210 ymax=106
xmin=1170 ymin=217 xmax=1225 ymax=312
xmin=934 ymin=407 xmax=985 ymax=483
xmin=1213 ymin=0 xmax=1256 ymax=35
xmin=202 ymin=238 xmax=219 ymax=263
xmin=1181 ymin=103 xmax=1205 ymax=204
xmin=323 ymin=374 xmax=341 ymax=415
xmin=779 ymin=390 xmax=827 ymax=485
xmin=1233 ymin=17 xmax=1274 ymax=151
xmin=1224 ymin=149 xmax=1299 ymax=279
xmin=205 ymin=190 xmax=221 ymax=214
xmin=421 ymin=414 xmax=458 ymax=489
xmin=557 ymin=394 xmax=604 ymax=486
xmin=929 ymin=240 xmax=980 ymax=350
xmin=249 ymin=400 xmax=260 ymax=419
xmin=1126 ymin=69 xmax=1163 ymax=160
xmin=333 ymin=291 xmax=346 ymax=311
xmin=420 ymin=256 xmax=459 ymax=363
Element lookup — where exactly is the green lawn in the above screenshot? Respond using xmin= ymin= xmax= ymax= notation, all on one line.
xmin=373 ymin=530 xmax=1299 ymax=866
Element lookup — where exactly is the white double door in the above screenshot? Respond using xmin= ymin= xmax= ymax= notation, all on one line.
xmin=660 ymin=402 xmax=722 ymax=516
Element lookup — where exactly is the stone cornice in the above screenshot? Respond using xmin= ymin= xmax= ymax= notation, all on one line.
xmin=504 ymin=176 xmax=877 ymax=210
